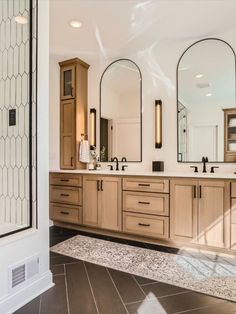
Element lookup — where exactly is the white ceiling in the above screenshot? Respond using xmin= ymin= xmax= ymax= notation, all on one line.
xmin=50 ymin=0 xmax=236 ymax=61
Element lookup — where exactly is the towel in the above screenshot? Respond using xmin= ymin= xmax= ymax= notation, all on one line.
xmin=79 ymin=140 xmax=90 ymax=163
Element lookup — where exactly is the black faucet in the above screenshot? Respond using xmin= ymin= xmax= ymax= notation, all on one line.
xmin=121 ymin=157 xmax=127 ymax=162
xmin=202 ymin=156 xmax=208 ymax=173
xmin=112 ymin=157 xmax=119 ymax=171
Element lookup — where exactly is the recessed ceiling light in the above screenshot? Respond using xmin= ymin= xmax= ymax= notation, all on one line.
xmin=69 ymin=20 xmax=82 ymax=28
xmin=15 ymin=16 xmax=27 ymax=24
xmin=206 ymin=93 xmax=212 ymax=97
xmin=195 ymin=73 xmax=204 ymax=79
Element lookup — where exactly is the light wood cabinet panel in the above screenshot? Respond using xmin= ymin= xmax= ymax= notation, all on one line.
xmin=100 ymin=177 xmax=121 ymax=231
xmin=50 ymin=203 xmax=82 ymax=225
xmin=83 ymin=176 xmax=121 ymax=231
xmin=231 ymin=198 xmax=236 ymax=224
xmin=123 ymin=177 xmax=169 ymax=193
xmin=60 ymin=100 xmax=75 ymax=169
xmin=50 ymin=173 xmax=82 ymax=187
xmin=123 ymin=212 xmax=169 ymax=239
xmin=59 ymin=58 xmax=89 ymax=170
xmin=83 ymin=176 xmax=100 ymax=227
xmin=231 ymin=224 xmax=236 ymax=249
xmin=170 ymin=179 xmax=198 ymax=243
xmin=198 ymin=180 xmax=230 ymax=248
xmin=123 ymin=191 xmax=169 ymax=216
xmin=50 ymin=186 xmax=82 ymax=206
xmin=231 ymin=182 xmax=236 ymax=198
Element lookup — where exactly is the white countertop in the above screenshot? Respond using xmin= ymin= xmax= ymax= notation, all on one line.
xmin=50 ymin=169 xmax=236 ymax=179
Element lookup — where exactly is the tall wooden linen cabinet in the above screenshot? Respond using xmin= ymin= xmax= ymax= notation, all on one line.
xmin=59 ymin=58 xmax=90 ymax=169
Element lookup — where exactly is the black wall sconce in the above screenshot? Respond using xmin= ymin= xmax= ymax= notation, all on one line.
xmin=155 ymin=100 xmax=162 ymax=148
xmin=90 ymin=108 xmax=96 ymax=149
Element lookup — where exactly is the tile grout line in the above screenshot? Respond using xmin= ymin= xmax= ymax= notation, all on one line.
xmin=123 ymin=284 xmax=190 ymax=306
xmin=39 ymin=295 xmax=42 ymax=314
xmin=83 ymin=262 xmax=100 ymax=314
xmin=64 ymin=264 xmax=71 ymax=314
xmin=106 ymin=268 xmax=129 ymax=314
xmin=132 ymin=274 xmax=148 ymax=298
xmin=50 ymin=261 xmax=83 ymax=267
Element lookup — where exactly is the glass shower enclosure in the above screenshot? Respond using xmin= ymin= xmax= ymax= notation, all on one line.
xmin=0 ymin=0 xmax=37 ymax=237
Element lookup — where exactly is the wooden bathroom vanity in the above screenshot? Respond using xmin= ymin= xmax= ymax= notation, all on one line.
xmin=49 ymin=171 xmax=236 ymax=253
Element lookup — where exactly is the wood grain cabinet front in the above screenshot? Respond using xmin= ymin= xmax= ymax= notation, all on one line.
xmin=123 ymin=191 xmax=169 ymax=216
xmin=59 ymin=58 xmax=90 ymax=170
xmin=50 ymin=203 xmax=82 ymax=224
xmin=49 ymin=172 xmax=83 ymax=224
xmin=50 ymin=173 xmax=82 ymax=187
xmin=123 ymin=177 xmax=169 ymax=193
xmin=170 ymin=179 xmax=230 ymax=248
xmin=50 ymin=186 xmax=82 ymax=206
xmin=83 ymin=176 xmax=122 ymax=231
xmin=123 ymin=212 xmax=169 ymax=239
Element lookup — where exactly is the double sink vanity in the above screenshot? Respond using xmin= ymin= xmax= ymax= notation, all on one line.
xmin=50 ymin=170 xmax=236 ymax=253
xmin=51 ymin=37 xmax=236 ymax=254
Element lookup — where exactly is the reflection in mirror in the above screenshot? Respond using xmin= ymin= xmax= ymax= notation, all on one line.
xmin=100 ymin=59 xmax=142 ymax=162
xmin=177 ymin=39 xmax=236 ymax=162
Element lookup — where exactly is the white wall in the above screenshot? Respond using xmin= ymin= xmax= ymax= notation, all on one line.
xmin=0 ymin=1 xmax=53 ymax=313
xmin=49 ymin=28 xmax=236 ymax=174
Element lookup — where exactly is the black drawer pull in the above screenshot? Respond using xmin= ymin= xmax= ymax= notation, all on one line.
xmin=60 ymin=211 xmax=69 ymax=215
xmin=60 ymin=193 xmax=69 ymax=197
xmin=138 ymin=223 xmax=150 ymax=227
xmin=138 ymin=183 xmax=150 ymax=187
xmin=97 ymin=180 xmax=100 ymax=191
xmin=60 ymin=179 xmax=69 ymax=182
xmin=138 ymin=201 xmax=150 ymax=205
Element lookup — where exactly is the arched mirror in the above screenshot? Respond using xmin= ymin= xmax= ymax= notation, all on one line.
xmin=177 ymin=38 xmax=236 ymax=162
xmin=100 ymin=59 xmax=142 ymax=162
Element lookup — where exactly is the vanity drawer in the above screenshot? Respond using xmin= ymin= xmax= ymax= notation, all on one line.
xmin=50 ymin=186 xmax=82 ymax=205
xmin=123 ymin=212 xmax=169 ymax=239
xmin=50 ymin=203 xmax=82 ymax=224
xmin=231 ymin=224 xmax=236 ymax=249
xmin=123 ymin=191 xmax=169 ymax=216
xmin=50 ymin=173 xmax=82 ymax=187
xmin=231 ymin=198 xmax=236 ymax=224
xmin=123 ymin=177 xmax=169 ymax=193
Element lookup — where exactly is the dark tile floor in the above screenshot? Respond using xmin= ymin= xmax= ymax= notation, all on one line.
xmin=14 ymin=226 xmax=236 ymax=314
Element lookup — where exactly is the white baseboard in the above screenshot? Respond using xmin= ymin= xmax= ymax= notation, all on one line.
xmin=0 ymin=271 xmax=54 ymax=314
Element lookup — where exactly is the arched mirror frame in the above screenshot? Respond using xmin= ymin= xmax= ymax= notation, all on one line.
xmin=176 ymin=38 xmax=236 ymax=163
xmin=99 ymin=58 xmax=143 ymax=162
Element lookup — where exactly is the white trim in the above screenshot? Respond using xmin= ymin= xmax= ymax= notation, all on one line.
xmin=0 ymin=229 xmax=38 ymax=248
xmin=0 ymin=271 xmax=53 ymax=314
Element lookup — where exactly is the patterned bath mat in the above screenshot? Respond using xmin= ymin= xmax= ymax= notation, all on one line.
xmin=51 ymin=235 xmax=236 ymax=302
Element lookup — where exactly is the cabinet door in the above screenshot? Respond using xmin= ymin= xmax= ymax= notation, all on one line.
xmin=198 ymin=180 xmax=230 ymax=248
xmin=60 ymin=65 xmax=75 ymax=100
xmin=170 ymin=179 xmax=198 ymax=243
xmin=100 ymin=177 xmax=121 ymax=231
xmin=60 ymin=100 xmax=75 ymax=169
xmin=83 ymin=176 xmax=100 ymax=227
